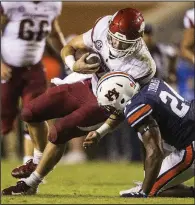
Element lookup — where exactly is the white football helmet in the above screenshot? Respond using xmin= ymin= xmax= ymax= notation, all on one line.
xmin=96 ymin=71 xmax=140 ymax=114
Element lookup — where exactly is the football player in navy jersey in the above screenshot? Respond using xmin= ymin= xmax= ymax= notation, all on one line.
xmin=84 ymin=71 xmax=195 ymax=198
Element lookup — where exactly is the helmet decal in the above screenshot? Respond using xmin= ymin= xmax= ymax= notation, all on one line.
xmin=96 ymin=71 xmax=140 ymax=112
xmin=104 ymin=88 xmax=119 ymax=101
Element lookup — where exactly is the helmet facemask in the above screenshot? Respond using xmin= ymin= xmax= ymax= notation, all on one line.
xmin=98 ymin=94 xmax=128 ymax=117
xmin=107 ymin=29 xmax=142 ymax=58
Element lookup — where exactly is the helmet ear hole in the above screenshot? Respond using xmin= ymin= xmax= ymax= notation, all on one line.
xmin=121 ymin=98 xmax=125 ymax=104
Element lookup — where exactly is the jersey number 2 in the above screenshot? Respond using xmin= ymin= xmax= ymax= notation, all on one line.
xmin=159 ymin=91 xmax=189 ymax=117
xmin=19 ymin=19 xmax=49 ymax=41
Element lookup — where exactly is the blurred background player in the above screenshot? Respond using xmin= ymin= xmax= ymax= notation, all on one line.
xmin=143 ymin=23 xmax=178 ymax=86
xmin=1 ymin=2 xmax=65 ymax=165
xmin=176 ymin=8 xmax=194 ymax=101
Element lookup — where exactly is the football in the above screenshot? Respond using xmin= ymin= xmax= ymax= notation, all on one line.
xmin=74 ymin=48 xmax=89 ymax=60
xmin=85 ymin=52 xmax=101 ymax=65
xmin=75 ymin=48 xmax=101 ymax=64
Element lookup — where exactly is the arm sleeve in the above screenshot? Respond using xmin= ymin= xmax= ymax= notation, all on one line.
xmin=126 ymin=104 xmax=153 ymax=127
xmin=82 ymin=16 xmax=107 ymax=48
xmin=82 ymin=29 xmax=93 ymax=48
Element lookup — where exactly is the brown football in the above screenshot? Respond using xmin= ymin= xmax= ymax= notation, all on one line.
xmin=85 ymin=53 xmax=101 ymax=64
xmin=74 ymin=48 xmax=89 ymax=60
xmin=75 ymin=48 xmax=101 ymax=64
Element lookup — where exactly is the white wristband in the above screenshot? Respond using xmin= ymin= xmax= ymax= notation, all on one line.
xmin=96 ymin=123 xmax=111 ymax=138
xmin=64 ymin=55 xmax=76 ymax=71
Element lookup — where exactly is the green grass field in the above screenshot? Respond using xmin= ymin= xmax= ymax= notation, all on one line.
xmin=1 ymin=160 xmax=194 ymax=204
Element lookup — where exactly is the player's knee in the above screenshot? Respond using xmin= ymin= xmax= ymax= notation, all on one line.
xmin=48 ymin=125 xmax=70 ymax=145
xmin=48 ymin=125 xmax=58 ymax=144
xmin=21 ymin=107 xmax=34 ymax=122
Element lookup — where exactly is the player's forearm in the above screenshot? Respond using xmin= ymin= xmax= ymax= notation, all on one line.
xmin=46 ymin=37 xmax=62 ymax=57
xmin=61 ymin=34 xmax=90 ymax=71
xmin=61 ymin=34 xmax=86 ymax=59
xmin=45 ymin=19 xmax=65 ymax=56
xmin=139 ymin=123 xmax=164 ymax=195
xmin=53 ymin=19 xmax=67 ymax=47
xmin=60 ymin=45 xmax=76 ymax=71
xmin=61 ymin=44 xmax=76 ymax=59
xmin=96 ymin=114 xmax=123 ymax=138
xmin=142 ymin=149 xmax=163 ymax=195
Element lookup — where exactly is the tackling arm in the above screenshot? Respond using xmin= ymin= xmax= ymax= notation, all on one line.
xmin=96 ymin=114 xmax=124 ymax=137
xmin=83 ymin=114 xmax=124 ymax=148
xmin=135 ymin=116 xmax=164 ymax=195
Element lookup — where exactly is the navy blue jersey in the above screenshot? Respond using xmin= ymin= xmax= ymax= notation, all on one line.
xmin=124 ymin=78 xmax=195 ymax=149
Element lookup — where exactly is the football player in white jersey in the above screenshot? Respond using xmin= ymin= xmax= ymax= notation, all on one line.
xmin=62 ymin=8 xmax=156 ymax=94
xmin=1 ymin=7 xmax=157 ymax=195
xmin=1 ymin=2 xmax=65 ymax=169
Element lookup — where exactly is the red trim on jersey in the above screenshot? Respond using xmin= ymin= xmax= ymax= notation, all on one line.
xmin=127 ymin=104 xmax=152 ymax=125
xmin=91 ymin=16 xmax=104 ymax=43
xmin=149 ymin=144 xmax=194 ymax=196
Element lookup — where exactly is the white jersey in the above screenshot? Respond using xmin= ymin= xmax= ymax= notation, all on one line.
xmin=83 ymin=16 xmax=156 ymax=95
xmin=1 ymin=2 xmax=62 ymax=67
xmin=183 ymin=8 xmax=194 ymax=29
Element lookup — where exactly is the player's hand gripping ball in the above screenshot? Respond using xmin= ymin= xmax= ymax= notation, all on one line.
xmin=74 ymin=48 xmax=101 ymax=74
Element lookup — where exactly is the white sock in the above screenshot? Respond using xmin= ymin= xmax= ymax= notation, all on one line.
xmin=23 ymin=156 xmax=33 ymax=164
xmin=24 ymin=171 xmax=43 ymax=188
xmin=33 ymin=148 xmax=43 ymax=165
